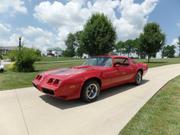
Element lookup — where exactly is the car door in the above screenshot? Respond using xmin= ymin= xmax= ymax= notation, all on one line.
xmin=114 ymin=58 xmax=135 ymax=83
xmin=101 ymin=66 xmax=123 ymax=89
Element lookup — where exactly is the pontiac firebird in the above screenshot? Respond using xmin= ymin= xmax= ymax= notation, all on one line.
xmin=32 ymin=55 xmax=148 ymax=102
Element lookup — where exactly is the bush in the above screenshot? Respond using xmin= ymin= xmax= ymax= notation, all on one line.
xmin=11 ymin=48 xmax=40 ymax=72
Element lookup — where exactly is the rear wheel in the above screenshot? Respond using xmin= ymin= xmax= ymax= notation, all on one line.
xmin=81 ymin=80 xmax=100 ymax=102
xmin=135 ymin=71 xmax=142 ymax=85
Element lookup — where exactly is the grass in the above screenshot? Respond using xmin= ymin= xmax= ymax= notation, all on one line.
xmin=0 ymin=57 xmax=180 ymax=90
xmin=137 ymin=57 xmax=180 ymax=68
xmin=119 ymin=75 xmax=180 ymax=135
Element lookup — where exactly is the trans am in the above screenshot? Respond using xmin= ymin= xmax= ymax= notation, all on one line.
xmin=32 ymin=55 xmax=148 ymax=102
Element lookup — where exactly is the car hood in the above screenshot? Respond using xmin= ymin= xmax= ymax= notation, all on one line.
xmin=41 ymin=65 xmax=104 ymax=79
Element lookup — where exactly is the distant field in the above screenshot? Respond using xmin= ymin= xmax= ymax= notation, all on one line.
xmin=119 ymin=75 xmax=180 ymax=135
xmin=0 ymin=57 xmax=180 ymax=90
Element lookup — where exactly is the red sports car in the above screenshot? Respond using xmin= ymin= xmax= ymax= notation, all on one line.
xmin=32 ymin=55 xmax=148 ymax=102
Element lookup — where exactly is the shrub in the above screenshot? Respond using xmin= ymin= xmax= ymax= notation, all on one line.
xmin=11 ymin=47 xmax=40 ymax=72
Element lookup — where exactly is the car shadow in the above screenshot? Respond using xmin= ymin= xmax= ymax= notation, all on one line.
xmin=40 ymin=79 xmax=149 ymax=110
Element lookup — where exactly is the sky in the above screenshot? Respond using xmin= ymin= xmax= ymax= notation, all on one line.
xmin=0 ymin=0 xmax=179 ymax=54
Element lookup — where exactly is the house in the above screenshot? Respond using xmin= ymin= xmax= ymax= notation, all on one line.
xmin=47 ymin=48 xmax=63 ymax=57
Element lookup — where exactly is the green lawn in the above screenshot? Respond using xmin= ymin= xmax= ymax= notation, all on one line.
xmin=119 ymin=75 xmax=180 ymax=135
xmin=137 ymin=57 xmax=180 ymax=68
xmin=0 ymin=57 xmax=180 ymax=90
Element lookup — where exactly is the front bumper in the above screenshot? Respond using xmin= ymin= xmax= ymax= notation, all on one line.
xmin=32 ymin=81 xmax=55 ymax=96
xmin=32 ymin=80 xmax=81 ymax=100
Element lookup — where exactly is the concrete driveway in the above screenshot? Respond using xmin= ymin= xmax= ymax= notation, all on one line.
xmin=1 ymin=64 xmax=180 ymax=135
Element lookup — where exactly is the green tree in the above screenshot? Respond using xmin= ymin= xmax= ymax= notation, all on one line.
xmin=116 ymin=38 xmax=141 ymax=58
xmin=63 ymin=33 xmax=77 ymax=57
xmin=162 ymin=45 xmax=175 ymax=58
xmin=139 ymin=23 xmax=165 ymax=62
xmin=35 ymin=49 xmax=41 ymax=56
xmin=115 ymin=41 xmax=125 ymax=54
xmin=124 ymin=39 xmax=135 ymax=57
xmin=133 ymin=38 xmax=144 ymax=58
xmin=80 ymin=13 xmax=116 ymax=56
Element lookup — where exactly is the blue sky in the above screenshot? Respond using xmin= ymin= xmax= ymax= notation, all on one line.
xmin=148 ymin=0 xmax=180 ymax=44
xmin=0 ymin=0 xmax=179 ymax=53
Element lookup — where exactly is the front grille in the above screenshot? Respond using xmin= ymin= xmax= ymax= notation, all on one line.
xmin=42 ymin=88 xmax=54 ymax=95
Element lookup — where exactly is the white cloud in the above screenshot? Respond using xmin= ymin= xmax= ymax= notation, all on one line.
xmin=20 ymin=26 xmax=65 ymax=52
xmin=0 ymin=0 xmax=27 ymax=15
xmin=21 ymin=26 xmax=53 ymax=39
xmin=115 ymin=0 xmax=158 ymax=40
xmin=0 ymin=25 xmax=64 ymax=53
xmin=34 ymin=0 xmax=158 ymax=44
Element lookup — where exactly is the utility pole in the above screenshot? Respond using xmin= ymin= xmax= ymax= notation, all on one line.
xmin=17 ymin=36 xmax=23 ymax=62
xmin=18 ymin=36 xmax=22 ymax=51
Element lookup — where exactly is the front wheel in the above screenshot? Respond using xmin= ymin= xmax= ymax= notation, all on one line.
xmin=135 ymin=71 xmax=142 ymax=85
xmin=81 ymin=80 xmax=100 ymax=103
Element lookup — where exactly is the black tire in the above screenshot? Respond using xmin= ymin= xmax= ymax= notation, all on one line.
xmin=81 ymin=80 xmax=100 ymax=103
xmin=135 ymin=71 xmax=142 ymax=85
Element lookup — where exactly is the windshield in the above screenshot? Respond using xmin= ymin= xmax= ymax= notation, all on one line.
xmin=83 ymin=57 xmax=112 ymax=67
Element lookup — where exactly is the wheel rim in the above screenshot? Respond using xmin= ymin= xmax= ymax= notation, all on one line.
xmin=136 ymin=72 xmax=142 ymax=84
xmin=86 ymin=83 xmax=98 ymax=100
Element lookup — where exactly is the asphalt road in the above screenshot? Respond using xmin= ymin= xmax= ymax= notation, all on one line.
xmin=0 ymin=64 xmax=180 ymax=135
